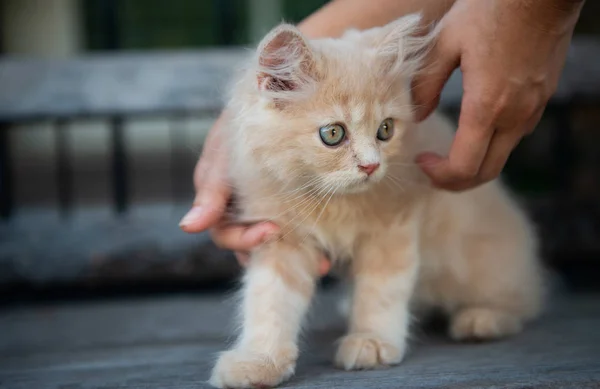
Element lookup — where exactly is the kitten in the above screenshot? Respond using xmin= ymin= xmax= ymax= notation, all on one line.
xmin=209 ymin=14 xmax=545 ymax=389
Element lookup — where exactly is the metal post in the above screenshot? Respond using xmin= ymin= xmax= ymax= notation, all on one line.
xmin=55 ymin=120 xmax=72 ymax=218
xmin=0 ymin=123 xmax=12 ymax=219
xmin=111 ymin=117 xmax=128 ymax=215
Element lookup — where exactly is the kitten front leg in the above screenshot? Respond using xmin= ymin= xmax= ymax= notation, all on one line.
xmin=335 ymin=231 xmax=419 ymax=371
xmin=210 ymin=242 xmax=320 ymax=389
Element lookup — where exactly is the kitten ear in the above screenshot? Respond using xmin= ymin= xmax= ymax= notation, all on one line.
xmin=374 ymin=13 xmax=436 ymax=77
xmin=255 ymin=24 xmax=317 ymax=97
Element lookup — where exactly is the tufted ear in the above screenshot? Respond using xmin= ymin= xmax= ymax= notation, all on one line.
xmin=255 ymin=24 xmax=318 ymax=98
xmin=371 ymin=13 xmax=436 ymax=77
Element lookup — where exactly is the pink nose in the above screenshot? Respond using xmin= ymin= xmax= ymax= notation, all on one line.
xmin=358 ymin=163 xmax=380 ymax=176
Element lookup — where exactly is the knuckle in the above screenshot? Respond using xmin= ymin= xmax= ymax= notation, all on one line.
xmin=494 ymin=94 xmax=511 ymax=114
xmin=469 ymin=93 xmax=505 ymax=124
xmin=476 ymin=95 xmax=499 ymax=115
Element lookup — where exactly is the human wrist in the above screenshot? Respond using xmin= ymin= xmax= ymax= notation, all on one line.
xmin=297 ymin=0 xmax=456 ymax=39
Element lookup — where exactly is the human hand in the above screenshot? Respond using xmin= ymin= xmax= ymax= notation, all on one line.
xmin=412 ymin=0 xmax=583 ymax=191
xmin=179 ymin=114 xmax=280 ymax=263
xmin=179 ymin=114 xmax=332 ymax=275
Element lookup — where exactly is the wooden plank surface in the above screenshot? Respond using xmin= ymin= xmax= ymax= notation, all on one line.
xmin=1 ymin=38 xmax=600 ymax=122
xmin=0 ymin=288 xmax=599 ymax=388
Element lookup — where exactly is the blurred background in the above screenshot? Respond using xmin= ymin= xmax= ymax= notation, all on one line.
xmin=1 ymin=0 xmax=599 ymax=304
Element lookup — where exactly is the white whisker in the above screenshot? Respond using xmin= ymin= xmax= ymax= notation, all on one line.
xmin=278 ymin=183 xmax=333 ymax=241
xmin=300 ymin=184 xmax=337 ymax=245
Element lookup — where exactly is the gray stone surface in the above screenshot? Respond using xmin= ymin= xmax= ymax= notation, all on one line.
xmin=0 ymin=288 xmax=599 ymax=388
xmin=1 ymin=38 xmax=600 ymax=122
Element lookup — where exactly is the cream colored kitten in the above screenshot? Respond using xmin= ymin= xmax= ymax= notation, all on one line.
xmin=209 ymin=14 xmax=544 ymax=389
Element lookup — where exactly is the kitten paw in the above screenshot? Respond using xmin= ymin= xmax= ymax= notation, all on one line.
xmin=334 ymin=333 xmax=405 ymax=370
xmin=450 ymin=307 xmax=523 ymax=341
xmin=209 ymin=347 xmax=297 ymax=389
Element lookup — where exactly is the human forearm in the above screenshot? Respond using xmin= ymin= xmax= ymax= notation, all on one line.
xmin=297 ymin=0 xmax=456 ymax=39
xmin=512 ymin=0 xmax=585 ymax=34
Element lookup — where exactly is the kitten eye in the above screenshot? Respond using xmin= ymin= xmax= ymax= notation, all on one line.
xmin=377 ymin=118 xmax=394 ymax=141
xmin=319 ymin=123 xmax=346 ymax=146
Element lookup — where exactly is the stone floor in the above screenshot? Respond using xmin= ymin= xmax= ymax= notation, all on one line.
xmin=1 ymin=286 xmax=599 ymax=389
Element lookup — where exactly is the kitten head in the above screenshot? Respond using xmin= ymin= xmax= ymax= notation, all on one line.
xmin=228 ymin=14 xmax=435 ymax=195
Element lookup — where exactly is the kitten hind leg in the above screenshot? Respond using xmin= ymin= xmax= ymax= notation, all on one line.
xmin=210 ymin=243 xmax=320 ymax=389
xmin=440 ymin=239 xmax=544 ymax=342
xmin=449 ymin=307 xmax=523 ymax=341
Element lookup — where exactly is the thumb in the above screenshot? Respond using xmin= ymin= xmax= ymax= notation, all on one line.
xmin=411 ymin=29 xmax=459 ymax=122
xmin=179 ymin=183 xmax=230 ymax=233
xmin=180 ymin=157 xmax=231 ymax=233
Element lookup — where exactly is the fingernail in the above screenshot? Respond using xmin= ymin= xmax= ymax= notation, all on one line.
xmin=179 ymin=206 xmax=204 ymax=227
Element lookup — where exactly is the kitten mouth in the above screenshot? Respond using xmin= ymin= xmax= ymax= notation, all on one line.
xmin=362 ymin=174 xmax=382 ymax=184
xmin=343 ymin=177 xmax=374 ymax=193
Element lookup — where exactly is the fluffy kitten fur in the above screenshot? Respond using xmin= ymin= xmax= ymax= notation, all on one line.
xmin=209 ymin=14 xmax=544 ymax=389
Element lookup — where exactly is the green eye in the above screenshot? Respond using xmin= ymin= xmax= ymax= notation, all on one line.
xmin=319 ymin=123 xmax=346 ymax=146
xmin=377 ymin=118 xmax=394 ymax=141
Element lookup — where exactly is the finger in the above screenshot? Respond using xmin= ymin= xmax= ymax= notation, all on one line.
xmin=179 ymin=178 xmax=231 ymax=233
xmin=318 ymin=255 xmax=332 ymax=276
xmin=418 ymin=93 xmax=495 ymax=187
xmin=415 ymin=152 xmax=474 ymax=191
xmin=416 ymin=153 xmax=481 ymax=191
xmin=193 ymin=115 xmax=228 ymax=189
xmin=523 ymin=105 xmax=546 ymax=136
xmin=181 ymin=144 xmax=231 ymax=232
xmin=234 ymin=251 xmax=250 ymax=266
xmin=477 ymin=130 xmax=523 ymax=183
xmin=210 ymin=222 xmax=279 ymax=252
xmin=478 ymin=104 xmax=545 ymax=181
xmin=180 ymin=115 xmax=232 ymax=233
xmin=411 ymin=26 xmax=460 ymax=121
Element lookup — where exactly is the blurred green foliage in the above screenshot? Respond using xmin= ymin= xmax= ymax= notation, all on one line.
xmin=83 ymin=0 xmax=597 ymax=51
xmin=83 ymin=0 xmax=327 ymax=50
xmin=282 ymin=0 xmax=327 ymax=24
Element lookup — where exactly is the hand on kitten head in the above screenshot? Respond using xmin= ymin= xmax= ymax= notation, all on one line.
xmin=412 ymin=0 xmax=582 ymax=191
